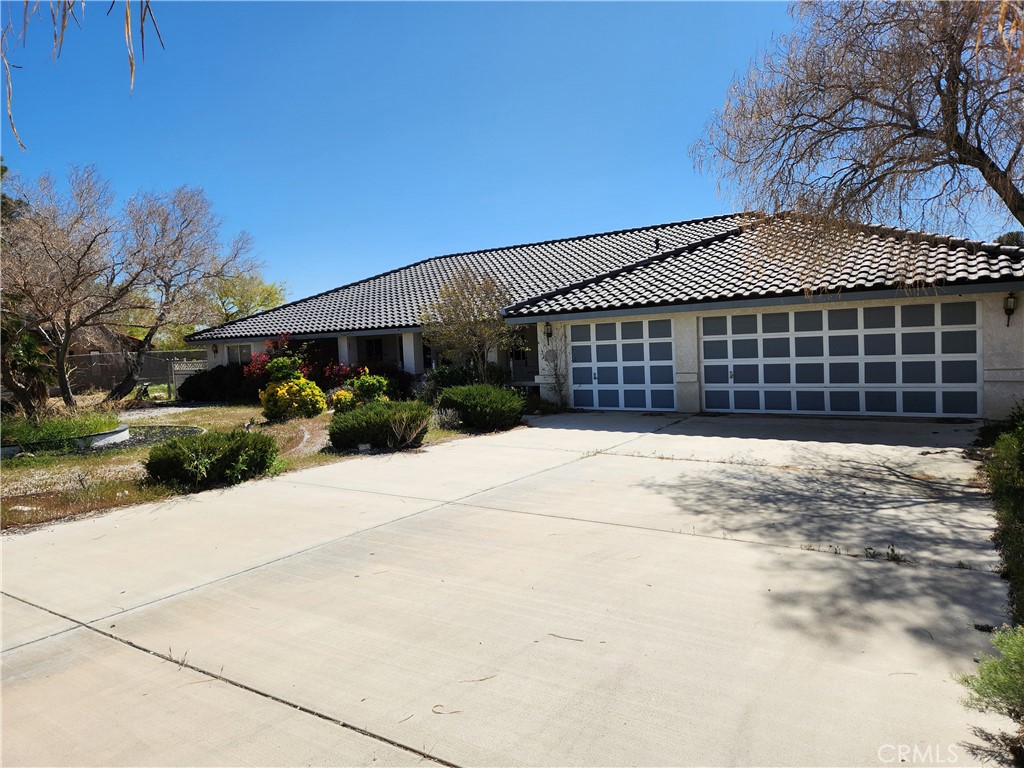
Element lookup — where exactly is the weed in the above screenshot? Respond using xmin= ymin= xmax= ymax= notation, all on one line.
xmin=864 ymin=544 xmax=915 ymax=565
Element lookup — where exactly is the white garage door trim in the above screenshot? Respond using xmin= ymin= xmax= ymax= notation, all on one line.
xmin=699 ymin=301 xmax=982 ymax=417
xmin=568 ymin=319 xmax=676 ymax=410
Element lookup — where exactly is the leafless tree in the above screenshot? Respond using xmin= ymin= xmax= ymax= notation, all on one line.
xmin=419 ymin=268 xmax=525 ymax=381
xmin=104 ymin=187 xmax=255 ymax=400
xmin=1 ymin=166 xmax=152 ymax=408
xmin=692 ymin=2 xmax=1024 ymax=242
xmin=1 ymin=167 xmax=255 ymax=408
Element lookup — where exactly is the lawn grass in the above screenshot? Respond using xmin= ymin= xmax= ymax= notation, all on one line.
xmin=1 ymin=411 xmax=121 ymax=449
xmin=1 ymin=401 xmax=468 ymax=530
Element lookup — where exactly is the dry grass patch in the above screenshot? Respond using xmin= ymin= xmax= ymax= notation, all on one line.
xmin=2 ymin=401 xmax=469 ymax=530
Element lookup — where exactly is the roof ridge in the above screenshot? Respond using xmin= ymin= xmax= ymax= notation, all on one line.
xmin=430 ymin=212 xmax=747 ymax=262
xmin=503 ymin=226 xmax=746 ymax=315
xmin=187 ymin=213 xmax=747 ymax=342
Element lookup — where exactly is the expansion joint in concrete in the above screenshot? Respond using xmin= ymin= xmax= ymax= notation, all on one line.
xmin=0 ymin=591 xmax=463 ymax=768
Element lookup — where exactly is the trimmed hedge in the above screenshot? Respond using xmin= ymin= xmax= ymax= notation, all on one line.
xmin=177 ymin=364 xmax=259 ymax=403
xmin=144 ymin=430 xmax=278 ymax=490
xmin=438 ymin=384 xmax=524 ymax=432
xmin=328 ymin=400 xmax=432 ymax=452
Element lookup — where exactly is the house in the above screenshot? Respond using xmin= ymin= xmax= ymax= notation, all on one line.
xmin=186 ymin=214 xmax=1024 ymax=419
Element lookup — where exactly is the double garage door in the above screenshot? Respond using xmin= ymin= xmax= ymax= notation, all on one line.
xmin=700 ymin=301 xmax=982 ymax=417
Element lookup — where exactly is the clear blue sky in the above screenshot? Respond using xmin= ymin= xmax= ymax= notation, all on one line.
xmin=3 ymin=1 xmax=798 ymax=301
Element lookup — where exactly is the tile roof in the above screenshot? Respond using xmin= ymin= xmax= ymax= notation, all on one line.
xmin=186 ymin=214 xmax=744 ymax=341
xmin=504 ymin=219 xmax=1024 ymax=318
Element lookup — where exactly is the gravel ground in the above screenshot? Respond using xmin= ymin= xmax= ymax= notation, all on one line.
xmin=111 ymin=425 xmax=204 ymax=448
xmin=117 ymin=405 xmax=213 ymax=422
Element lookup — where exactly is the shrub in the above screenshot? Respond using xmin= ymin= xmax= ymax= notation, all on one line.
xmin=260 ymin=377 xmax=327 ymax=421
xmin=438 ymin=384 xmax=524 ymax=432
xmin=432 ymin=407 xmax=462 ymax=430
xmin=958 ymin=625 xmax=1024 ymax=759
xmin=428 ymin=363 xmax=479 ymax=389
xmin=988 ymin=423 xmax=1024 ymax=624
xmin=351 ymin=371 xmax=389 ymax=402
xmin=178 ymin=364 xmax=259 ymax=403
xmin=1 ymin=411 xmax=120 ymax=451
xmin=144 ymin=430 xmax=278 ymax=490
xmin=330 ymin=389 xmax=356 ymax=412
xmin=365 ymin=362 xmax=417 ymax=400
xmin=419 ymin=364 xmax=479 ymax=403
xmin=265 ymin=355 xmax=303 ymax=382
xmin=328 ymin=400 xmax=432 ymax=452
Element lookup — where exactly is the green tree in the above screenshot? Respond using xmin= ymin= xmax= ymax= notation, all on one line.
xmin=210 ymin=273 xmax=287 ymax=324
xmin=418 ymin=269 xmax=524 ymax=381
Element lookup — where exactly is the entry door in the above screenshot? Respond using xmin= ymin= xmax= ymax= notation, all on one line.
xmin=569 ymin=319 xmax=676 ymax=410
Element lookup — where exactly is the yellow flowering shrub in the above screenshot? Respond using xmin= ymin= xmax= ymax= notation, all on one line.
xmin=260 ymin=377 xmax=327 ymax=421
xmin=331 ymin=389 xmax=356 ymax=412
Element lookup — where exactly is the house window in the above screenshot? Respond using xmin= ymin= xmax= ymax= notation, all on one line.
xmin=365 ymin=338 xmax=384 ymax=362
xmin=227 ymin=344 xmax=252 ymax=365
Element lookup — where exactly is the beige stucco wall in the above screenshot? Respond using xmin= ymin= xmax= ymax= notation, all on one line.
xmin=980 ymin=292 xmax=1024 ymax=419
xmin=533 ymin=290 xmax=1023 ymax=419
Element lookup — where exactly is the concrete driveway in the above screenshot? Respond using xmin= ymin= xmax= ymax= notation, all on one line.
xmin=1 ymin=413 xmax=1012 ymax=766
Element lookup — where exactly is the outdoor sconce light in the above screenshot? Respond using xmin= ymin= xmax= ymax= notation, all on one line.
xmin=212 ymin=344 xmax=218 ymax=354
xmin=543 ymin=322 xmax=553 ymax=339
xmin=1005 ymin=292 xmax=1018 ymax=326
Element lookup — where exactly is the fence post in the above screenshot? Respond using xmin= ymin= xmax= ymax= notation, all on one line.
xmin=167 ymin=359 xmax=175 ymax=400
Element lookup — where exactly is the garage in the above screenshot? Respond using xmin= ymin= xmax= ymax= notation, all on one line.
xmin=569 ymin=319 xmax=676 ymax=410
xmin=699 ymin=301 xmax=982 ymax=417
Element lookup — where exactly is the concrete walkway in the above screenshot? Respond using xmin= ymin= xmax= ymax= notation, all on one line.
xmin=1 ymin=413 xmax=1012 ymax=766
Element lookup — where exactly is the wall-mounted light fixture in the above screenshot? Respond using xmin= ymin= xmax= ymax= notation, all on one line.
xmin=212 ymin=344 xmax=219 ymax=354
xmin=1005 ymin=292 xmax=1018 ymax=326
xmin=543 ymin=322 xmax=553 ymax=339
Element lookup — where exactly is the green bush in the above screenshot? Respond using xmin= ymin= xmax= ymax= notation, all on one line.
xmin=427 ymin=364 xmax=479 ymax=390
xmin=177 ymin=364 xmax=259 ymax=403
xmin=958 ymin=625 xmax=1024 ymax=757
xmin=1 ymin=411 xmax=120 ymax=451
xmin=266 ymin=355 xmax=303 ymax=382
xmin=351 ymin=372 xmax=390 ymax=402
xmin=328 ymin=400 xmax=432 ymax=452
xmin=988 ymin=424 xmax=1024 ymax=624
xmin=144 ymin=430 xmax=278 ymax=490
xmin=438 ymin=384 xmax=524 ymax=432
xmin=260 ymin=377 xmax=327 ymax=421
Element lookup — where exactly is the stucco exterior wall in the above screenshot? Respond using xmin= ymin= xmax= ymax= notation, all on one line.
xmin=980 ymin=292 xmax=1024 ymax=419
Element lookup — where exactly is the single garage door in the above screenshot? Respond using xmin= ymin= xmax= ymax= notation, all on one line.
xmin=569 ymin=319 xmax=676 ymax=410
xmin=700 ymin=301 xmax=981 ymax=417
